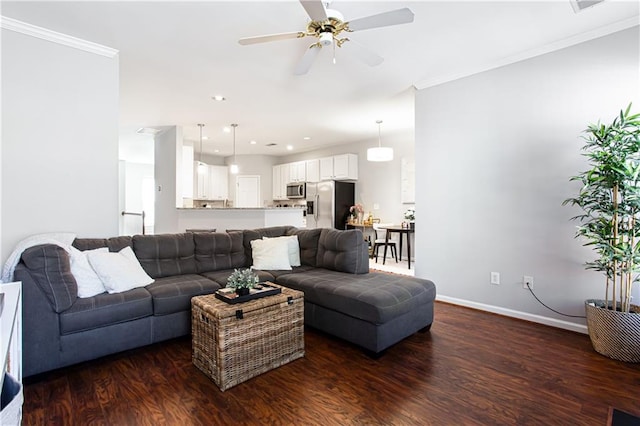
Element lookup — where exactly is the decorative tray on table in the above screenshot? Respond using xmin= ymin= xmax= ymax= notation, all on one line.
xmin=214 ymin=282 xmax=281 ymax=304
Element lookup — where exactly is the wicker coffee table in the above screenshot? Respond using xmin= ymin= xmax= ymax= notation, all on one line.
xmin=191 ymin=283 xmax=304 ymax=391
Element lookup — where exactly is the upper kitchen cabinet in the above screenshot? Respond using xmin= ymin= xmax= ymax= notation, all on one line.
xmin=288 ymin=161 xmax=306 ymax=183
xmin=194 ymin=163 xmax=228 ymax=200
xmin=209 ymin=165 xmax=229 ymax=200
xmin=305 ymin=159 xmax=320 ymax=183
xmin=272 ymin=164 xmax=289 ymax=200
xmin=319 ymin=154 xmax=358 ymax=180
xmin=193 ymin=161 xmax=210 ymax=200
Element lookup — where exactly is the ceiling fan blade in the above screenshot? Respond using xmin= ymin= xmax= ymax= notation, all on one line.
xmin=347 ymin=8 xmax=415 ymax=32
xmin=343 ymin=40 xmax=383 ymax=67
xmin=239 ymin=31 xmax=303 ymax=46
xmin=299 ymin=0 xmax=327 ymax=22
xmin=293 ymin=44 xmax=321 ymax=75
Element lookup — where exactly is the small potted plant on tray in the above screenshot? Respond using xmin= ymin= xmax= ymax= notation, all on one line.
xmin=227 ymin=268 xmax=259 ymax=296
xmin=563 ymin=104 xmax=640 ymax=362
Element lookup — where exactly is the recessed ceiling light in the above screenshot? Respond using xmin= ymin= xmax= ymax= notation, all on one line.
xmin=211 ymin=95 xmax=226 ymax=101
xmin=286 ymin=145 xmax=293 ymax=151
xmin=249 ymin=140 xmax=257 ymax=145
xmin=202 ymin=136 xmax=209 ymax=140
xmin=223 ymin=127 xmax=231 ymax=133
xmin=303 ymin=136 xmax=311 ymax=140
xmin=214 ymin=149 xmax=219 ymax=153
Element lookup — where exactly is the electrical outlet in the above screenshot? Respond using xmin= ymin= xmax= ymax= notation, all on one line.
xmin=491 ymin=272 xmax=500 ymax=285
xmin=523 ymin=276 xmax=533 ymax=290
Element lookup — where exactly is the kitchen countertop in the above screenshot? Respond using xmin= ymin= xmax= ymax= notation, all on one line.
xmin=177 ymin=207 xmax=305 ymax=210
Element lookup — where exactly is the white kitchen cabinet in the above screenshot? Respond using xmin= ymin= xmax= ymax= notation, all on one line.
xmin=288 ymin=161 xmax=306 ymax=183
xmin=272 ymin=164 xmax=289 ymax=200
xmin=305 ymin=159 xmax=320 ymax=182
xmin=193 ymin=161 xmax=210 ymax=199
xmin=319 ymin=154 xmax=358 ymax=180
xmin=319 ymin=157 xmax=334 ymax=180
xmin=209 ymin=165 xmax=229 ymax=200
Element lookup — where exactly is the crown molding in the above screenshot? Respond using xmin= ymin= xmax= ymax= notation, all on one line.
xmin=414 ymin=16 xmax=639 ymax=90
xmin=0 ymin=16 xmax=118 ymax=58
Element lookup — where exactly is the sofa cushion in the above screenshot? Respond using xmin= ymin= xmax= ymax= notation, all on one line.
xmin=286 ymin=228 xmax=321 ymax=267
xmin=194 ymin=231 xmax=246 ymax=273
xmin=21 ymin=244 xmax=77 ymax=313
xmin=87 ymin=247 xmax=154 ymax=294
xmin=263 ymin=235 xmax=301 ymax=267
xmin=59 ymin=288 xmax=152 ymax=334
xmin=72 ymin=236 xmax=132 ymax=252
xmin=199 ymin=269 xmax=276 ymax=287
xmin=242 ymin=226 xmax=295 ymax=265
xmin=145 ymin=274 xmax=221 ymax=316
xmin=250 ymin=238 xmax=292 ymax=270
xmin=133 ymin=233 xmax=197 ymax=278
xmin=316 ymin=228 xmax=368 ymax=274
xmin=274 ymin=270 xmax=436 ymax=324
xmin=68 ymin=246 xmax=108 ymax=298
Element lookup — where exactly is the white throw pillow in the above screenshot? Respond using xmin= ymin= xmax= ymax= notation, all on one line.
xmin=263 ymin=235 xmax=301 ymax=267
xmin=251 ymin=238 xmax=292 ymax=270
xmin=68 ymin=246 xmax=108 ymax=298
xmin=87 ymin=246 xmax=154 ymax=294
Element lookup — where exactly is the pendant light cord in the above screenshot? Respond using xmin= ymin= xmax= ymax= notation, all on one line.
xmin=377 ymin=120 xmax=383 ymax=148
xmin=231 ymin=123 xmax=238 ymax=164
xmin=197 ymin=123 xmax=204 ymax=162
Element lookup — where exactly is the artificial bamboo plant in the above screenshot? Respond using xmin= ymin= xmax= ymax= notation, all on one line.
xmin=564 ymin=104 xmax=640 ymax=313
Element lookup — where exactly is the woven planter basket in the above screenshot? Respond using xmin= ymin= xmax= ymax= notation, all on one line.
xmin=585 ymin=299 xmax=640 ymax=363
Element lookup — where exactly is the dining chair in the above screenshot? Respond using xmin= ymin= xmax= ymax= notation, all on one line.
xmin=372 ymin=222 xmax=397 ymax=263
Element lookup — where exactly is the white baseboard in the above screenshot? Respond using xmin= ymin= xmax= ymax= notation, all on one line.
xmin=436 ymin=295 xmax=588 ymax=335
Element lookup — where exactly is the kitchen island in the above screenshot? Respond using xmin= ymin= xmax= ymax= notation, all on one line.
xmin=177 ymin=207 xmax=305 ymax=232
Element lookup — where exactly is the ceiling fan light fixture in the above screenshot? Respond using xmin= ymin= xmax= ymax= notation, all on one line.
xmin=367 ymin=120 xmax=394 ymax=162
xmin=319 ymin=32 xmax=333 ymax=47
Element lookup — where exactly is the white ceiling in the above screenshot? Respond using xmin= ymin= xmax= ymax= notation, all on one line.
xmin=2 ymin=1 xmax=638 ymax=164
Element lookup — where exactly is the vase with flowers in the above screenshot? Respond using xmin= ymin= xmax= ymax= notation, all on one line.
xmin=404 ymin=208 xmax=415 ymax=230
xmin=350 ymin=203 xmax=364 ymax=223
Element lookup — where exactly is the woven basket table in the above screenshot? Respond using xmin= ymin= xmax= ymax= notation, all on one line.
xmin=191 ymin=283 xmax=304 ymax=391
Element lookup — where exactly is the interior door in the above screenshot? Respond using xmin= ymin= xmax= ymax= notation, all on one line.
xmin=236 ymin=175 xmax=261 ymax=208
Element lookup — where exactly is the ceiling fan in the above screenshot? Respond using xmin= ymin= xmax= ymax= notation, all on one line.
xmin=238 ymin=0 xmax=415 ymax=75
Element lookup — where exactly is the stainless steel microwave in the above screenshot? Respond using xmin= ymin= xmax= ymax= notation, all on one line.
xmin=286 ymin=183 xmax=306 ymax=199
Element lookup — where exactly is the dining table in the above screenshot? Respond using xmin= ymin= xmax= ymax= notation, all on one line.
xmin=380 ymin=225 xmax=415 ymax=269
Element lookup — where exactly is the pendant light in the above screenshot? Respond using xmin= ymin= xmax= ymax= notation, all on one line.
xmin=367 ymin=120 xmax=394 ymax=162
xmin=230 ymin=123 xmax=239 ymax=174
xmin=197 ymin=123 xmax=207 ymax=174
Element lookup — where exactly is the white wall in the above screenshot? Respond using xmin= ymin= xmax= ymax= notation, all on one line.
xmin=1 ymin=26 xmax=119 ymax=266
xmin=415 ymin=26 xmax=640 ymax=330
xmin=153 ymin=126 xmax=181 ymax=234
xmin=224 ymin=155 xmax=278 ymax=207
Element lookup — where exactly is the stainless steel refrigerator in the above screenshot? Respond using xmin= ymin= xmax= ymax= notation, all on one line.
xmin=305 ymin=181 xmax=355 ymax=229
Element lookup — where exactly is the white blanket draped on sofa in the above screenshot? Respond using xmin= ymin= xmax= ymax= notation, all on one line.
xmin=1 ymin=233 xmax=76 ymax=283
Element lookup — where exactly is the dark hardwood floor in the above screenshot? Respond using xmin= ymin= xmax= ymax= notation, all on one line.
xmin=22 ymin=302 xmax=640 ymax=425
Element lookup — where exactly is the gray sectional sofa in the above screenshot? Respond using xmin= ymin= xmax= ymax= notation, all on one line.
xmin=14 ymin=226 xmax=436 ymax=377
